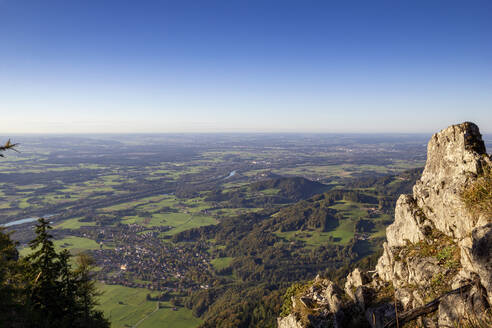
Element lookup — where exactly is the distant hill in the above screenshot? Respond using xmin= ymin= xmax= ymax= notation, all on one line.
xmin=204 ymin=176 xmax=330 ymax=207
xmin=266 ymin=199 xmax=340 ymax=232
xmin=249 ymin=176 xmax=329 ymax=202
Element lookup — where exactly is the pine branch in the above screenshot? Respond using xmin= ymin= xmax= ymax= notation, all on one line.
xmin=0 ymin=139 xmax=19 ymax=157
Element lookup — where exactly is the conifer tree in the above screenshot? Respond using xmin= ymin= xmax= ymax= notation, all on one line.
xmin=22 ymin=219 xmax=110 ymax=328
xmin=0 ymin=227 xmax=23 ymax=326
xmin=25 ymin=218 xmax=63 ymax=325
xmin=58 ymin=249 xmax=76 ymax=322
xmin=73 ymin=253 xmax=108 ymax=327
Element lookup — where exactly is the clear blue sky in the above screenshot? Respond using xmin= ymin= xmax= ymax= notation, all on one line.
xmin=1 ymin=0 xmax=491 ymax=133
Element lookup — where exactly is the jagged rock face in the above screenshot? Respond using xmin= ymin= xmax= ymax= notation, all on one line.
xmin=278 ymin=122 xmax=491 ymax=328
xmin=386 ymin=195 xmax=427 ymax=247
xmin=413 ymin=122 xmax=490 ymax=240
xmin=386 ymin=122 xmax=490 ymax=251
xmin=345 ymin=268 xmax=369 ymax=302
xmin=377 ymin=122 xmax=491 ymax=298
xmin=375 ymin=122 xmax=491 ymax=325
xmin=277 ymin=276 xmax=343 ymax=328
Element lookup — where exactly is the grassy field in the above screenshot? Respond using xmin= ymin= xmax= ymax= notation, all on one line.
xmin=19 ymin=236 xmax=104 ymax=257
xmin=56 ymin=217 xmax=96 ymax=229
xmin=273 ymin=188 xmax=397 ymax=249
xmin=324 ymin=219 xmax=356 ymax=243
xmin=97 ymin=283 xmax=201 ymax=328
xmin=101 ymin=195 xmax=167 ymax=212
xmin=331 ymin=200 xmax=368 ymax=218
xmin=210 ymin=257 xmax=234 ymax=271
xmin=274 ymin=198 xmax=382 ymax=247
xmin=258 ymin=188 xmax=280 ymax=195
xmin=120 ymin=211 xmax=217 ymax=234
xmin=56 ymin=236 xmax=102 ymax=252
xmin=138 ymin=305 xmax=202 ymax=328
xmin=163 ymin=214 xmax=218 ymax=235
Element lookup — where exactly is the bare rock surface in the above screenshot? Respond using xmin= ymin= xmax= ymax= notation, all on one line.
xmin=438 ymin=284 xmax=489 ymax=327
xmin=376 ymin=122 xmax=491 ymax=299
xmin=413 ymin=122 xmax=490 ymax=240
xmin=345 ymin=268 xmax=369 ymax=301
xmin=277 ymin=314 xmax=304 ymax=328
xmin=386 ymin=194 xmax=426 ymax=247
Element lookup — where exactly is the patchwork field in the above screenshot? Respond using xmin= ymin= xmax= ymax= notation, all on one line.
xmin=97 ymin=284 xmax=201 ymax=328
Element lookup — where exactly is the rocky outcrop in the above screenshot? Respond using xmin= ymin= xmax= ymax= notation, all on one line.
xmin=277 ymin=314 xmax=303 ymax=328
xmin=345 ymin=268 xmax=369 ymax=302
xmin=375 ymin=122 xmax=491 ymax=308
xmin=277 ymin=275 xmax=345 ymax=328
xmin=386 ymin=194 xmax=428 ymax=247
xmin=413 ymin=123 xmax=488 ymax=240
xmin=278 ymin=122 xmax=491 ymax=328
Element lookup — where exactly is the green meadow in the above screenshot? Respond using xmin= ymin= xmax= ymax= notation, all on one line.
xmin=19 ymin=236 xmax=105 ymax=257
xmin=210 ymin=257 xmax=234 ymax=271
xmin=56 ymin=217 xmax=96 ymax=229
xmin=97 ymin=284 xmax=201 ymax=328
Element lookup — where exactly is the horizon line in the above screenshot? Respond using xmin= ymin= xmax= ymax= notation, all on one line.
xmin=3 ymin=131 xmax=492 ymax=136
xmin=1 ymin=131 xmax=441 ymax=136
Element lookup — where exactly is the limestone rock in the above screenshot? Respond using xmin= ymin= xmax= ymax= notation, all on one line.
xmin=375 ymin=242 xmax=394 ymax=282
xmin=277 ymin=314 xmax=303 ymax=328
xmin=278 ymin=277 xmax=345 ymax=328
xmin=379 ymin=122 xmax=491 ymax=301
xmin=308 ymin=277 xmax=343 ymax=313
xmin=438 ymin=285 xmax=489 ymax=327
xmin=395 ymin=288 xmax=414 ymax=310
xmin=392 ymin=258 xmax=409 ymax=286
xmin=406 ymin=256 xmax=442 ymax=288
xmin=345 ymin=268 xmax=369 ymax=301
xmin=386 ymin=194 xmax=427 ymax=247
xmin=471 ymin=223 xmax=492 ymax=304
xmin=413 ymin=122 xmax=491 ymax=240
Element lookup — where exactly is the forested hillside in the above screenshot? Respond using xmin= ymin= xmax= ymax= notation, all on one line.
xmin=172 ymin=168 xmax=422 ymax=327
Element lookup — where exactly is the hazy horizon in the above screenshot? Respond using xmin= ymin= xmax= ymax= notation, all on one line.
xmin=3 ymin=130 xmax=492 ymax=137
xmin=1 ymin=1 xmax=492 ymax=134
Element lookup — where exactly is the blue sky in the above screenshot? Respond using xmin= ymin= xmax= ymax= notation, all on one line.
xmin=1 ymin=0 xmax=491 ymax=133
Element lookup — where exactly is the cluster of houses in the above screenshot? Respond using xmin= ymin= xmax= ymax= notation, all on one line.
xmin=70 ymin=223 xmax=213 ymax=292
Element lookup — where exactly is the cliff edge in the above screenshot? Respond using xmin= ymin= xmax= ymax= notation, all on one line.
xmin=278 ymin=122 xmax=492 ymax=328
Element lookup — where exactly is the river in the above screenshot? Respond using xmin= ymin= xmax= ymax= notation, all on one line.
xmin=225 ymin=170 xmax=236 ymax=179
xmin=2 ymin=214 xmax=54 ymax=228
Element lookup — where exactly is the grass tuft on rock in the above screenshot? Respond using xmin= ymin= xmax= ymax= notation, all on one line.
xmin=461 ymin=165 xmax=492 ymax=218
xmin=280 ymin=282 xmax=310 ymax=317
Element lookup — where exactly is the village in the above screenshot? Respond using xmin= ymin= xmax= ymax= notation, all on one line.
xmin=66 ymin=223 xmax=214 ymax=292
